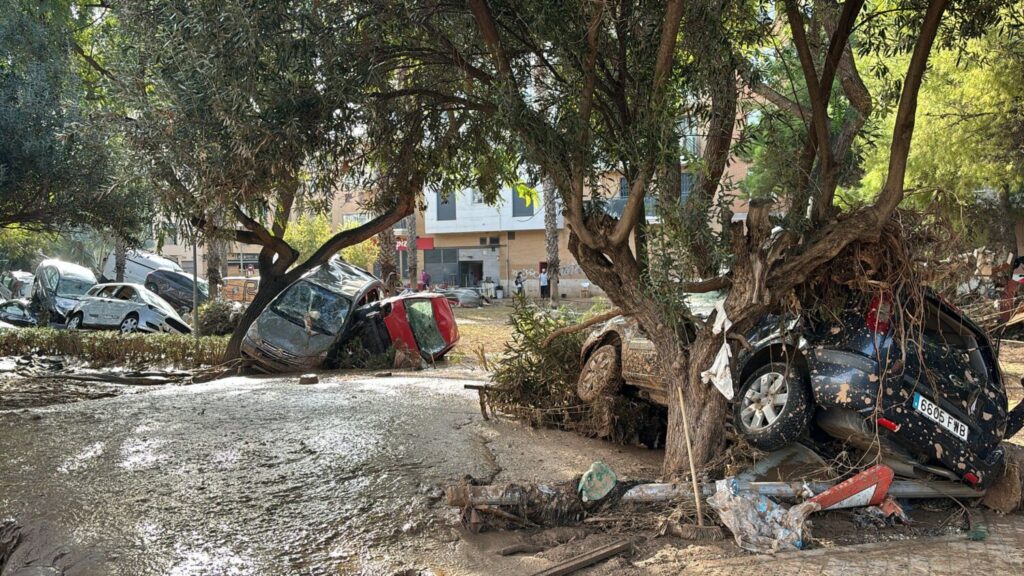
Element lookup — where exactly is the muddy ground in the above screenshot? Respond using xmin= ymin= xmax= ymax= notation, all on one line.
xmin=3 ymin=358 xmax=1016 ymax=576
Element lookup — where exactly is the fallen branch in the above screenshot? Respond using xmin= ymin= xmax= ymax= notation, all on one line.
xmin=540 ymin=309 xmax=624 ymax=347
xmin=530 ymin=539 xmax=632 ymax=576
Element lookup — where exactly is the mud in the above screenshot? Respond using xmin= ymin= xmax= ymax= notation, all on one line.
xmin=0 ymin=368 xmax=661 ymax=575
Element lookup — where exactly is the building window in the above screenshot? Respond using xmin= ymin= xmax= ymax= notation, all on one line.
xmin=507 ymin=231 xmax=516 ymax=240
xmin=479 ymin=237 xmax=487 ymax=246
xmin=512 ymin=189 xmax=533 ymax=218
xmin=436 ymin=192 xmax=457 ymax=221
xmin=619 ymin=176 xmax=629 ymax=198
xmin=489 ymin=236 xmax=499 ymax=245
xmin=680 ymin=172 xmax=695 ymax=205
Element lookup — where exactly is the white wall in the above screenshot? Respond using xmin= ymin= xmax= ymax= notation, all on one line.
xmin=424 ymin=187 xmax=563 ymax=234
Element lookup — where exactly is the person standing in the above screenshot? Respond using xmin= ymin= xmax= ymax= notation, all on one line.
xmin=514 ymin=272 xmax=524 ymax=297
xmin=539 ymin=268 xmax=549 ymax=299
xmin=419 ymin=269 xmax=431 ymax=291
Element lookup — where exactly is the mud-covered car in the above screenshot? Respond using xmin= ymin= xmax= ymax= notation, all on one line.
xmin=241 ymin=257 xmax=459 ymax=372
xmin=0 ymin=299 xmax=37 ymax=327
xmin=0 ymin=271 xmax=34 ymax=300
xmin=579 ymin=290 xmax=1024 ymax=488
xmin=30 ymin=259 xmax=97 ymax=325
xmin=438 ymin=287 xmax=483 ymax=308
xmin=66 ymin=283 xmax=191 ymax=334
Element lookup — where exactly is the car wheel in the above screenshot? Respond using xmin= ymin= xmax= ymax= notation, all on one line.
xmin=67 ymin=314 xmax=83 ymax=330
xmin=120 ymin=314 xmax=140 ymax=334
xmin=734 ymin=361 xmax=812 ymax=451
xmin=577 ymin=344 xmax=622 ymax=403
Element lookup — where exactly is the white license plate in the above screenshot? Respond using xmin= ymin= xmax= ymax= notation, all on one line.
xmin=913 ymin=393 xmax=969 ymax=442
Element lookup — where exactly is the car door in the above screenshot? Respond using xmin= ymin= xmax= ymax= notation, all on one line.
xmin=108 ymin=285 xmax=137 ymax=324
xmin=620 ymin=320 xmax=666 ymax=402
xmin=84 ymin=286 xmax=114 ymax=326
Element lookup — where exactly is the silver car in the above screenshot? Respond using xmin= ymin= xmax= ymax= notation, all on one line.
xmin=66 ymin=283 xmax=191 ymax=334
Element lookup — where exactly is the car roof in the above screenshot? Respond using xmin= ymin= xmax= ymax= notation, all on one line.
xmin=8 ymin=271 xmax=33 ymax=280
xmin=93 ymin=282 xmax=146 ymax=291
xmin=303 ymin=257 xmax=381 ymax=299
xmin=38 ymin=259 xmax=96 ymax=281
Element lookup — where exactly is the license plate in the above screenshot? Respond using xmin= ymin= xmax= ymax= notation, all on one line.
xmin=913 ymin=393 xmax=969 ymax=442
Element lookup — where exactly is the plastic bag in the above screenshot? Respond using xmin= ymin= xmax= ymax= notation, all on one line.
xmin=709 ymin=478 xmax=820 ymax=553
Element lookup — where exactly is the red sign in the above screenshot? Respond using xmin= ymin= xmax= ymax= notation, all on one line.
xmin=396 ymin=237 xmax=435 ymax=251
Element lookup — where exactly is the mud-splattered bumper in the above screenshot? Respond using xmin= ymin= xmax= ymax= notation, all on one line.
xmin=807 ymin=347 xmax=1002 ymax=489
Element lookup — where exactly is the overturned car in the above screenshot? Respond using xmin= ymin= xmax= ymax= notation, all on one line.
xmin=241 ymin=257 xmax=459 ymax=372
xmin=578 ymin=289 xmax=1024 ymax=489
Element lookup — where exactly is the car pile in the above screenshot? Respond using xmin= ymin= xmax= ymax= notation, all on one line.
xmin=577 ymin=288 xmax=1024 ymax=489
xmin=241 ymin=257 xmax=459 ymax=372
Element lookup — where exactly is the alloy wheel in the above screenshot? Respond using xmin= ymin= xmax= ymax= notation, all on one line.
xmin=740 ymin=371 xmax=790 ymax=431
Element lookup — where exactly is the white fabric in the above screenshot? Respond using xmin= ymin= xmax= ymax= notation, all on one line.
xmin=701 ymin=342 xmax=734 ymax=400
xmin=701 ymin=299 xmax=734 ymax=400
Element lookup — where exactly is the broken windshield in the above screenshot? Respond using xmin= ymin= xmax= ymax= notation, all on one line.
xmin=271 ymin=280 xmax=351 ymax=336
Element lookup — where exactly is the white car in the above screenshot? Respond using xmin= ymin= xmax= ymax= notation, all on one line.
xmin=66 ymin=283 xmax=191 ymax=335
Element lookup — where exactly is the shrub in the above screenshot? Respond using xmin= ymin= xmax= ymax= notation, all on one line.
xmin=0 ymin=328 xmax=227 ymax=368
xmin=487 ymin=298 xmax=594 ymax=427
xmin=197 ymin=298 xmax=242 ymax=336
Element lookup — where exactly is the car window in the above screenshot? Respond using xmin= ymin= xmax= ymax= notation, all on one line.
xmin=96 ymin=286 xmax=117 ymax=297
xmin=406 ymin=299 xmax=447 ymax=356
xmin=44 ymin=268 xmax=59 ymax=289
xmin=114 ymin=286 xmax=137 ymax=301
xmin=271 ymin=280 xmax=351 ymax=336
xmin=57 ymin=277 xmax=94 ymax=298
xmin=1 ymin=273 xmax=10 ymax=290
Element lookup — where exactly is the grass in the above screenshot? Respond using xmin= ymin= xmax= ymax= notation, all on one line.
xmin=451 ymin=297 xmax=613 ymax=364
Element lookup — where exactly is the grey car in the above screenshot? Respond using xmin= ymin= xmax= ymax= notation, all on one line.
xmin=31 ymin=259 xmax=98 ymax=325
xmin=241 ymin=257 xmax=383 ymax=371
xmin=66 ymin=283 xmax=191 ymax=334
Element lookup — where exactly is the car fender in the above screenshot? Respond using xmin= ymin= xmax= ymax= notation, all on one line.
xmin=581 ymin=319 xmax=627 ymax=362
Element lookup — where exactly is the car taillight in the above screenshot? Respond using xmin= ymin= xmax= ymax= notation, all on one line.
xmin=963 ymin=472 xmax=980 ymax=486
xmin=866 ymin=294 xmax=893 ymax=333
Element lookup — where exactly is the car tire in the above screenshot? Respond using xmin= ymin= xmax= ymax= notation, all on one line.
xmin=120 ymin=313 xmax=140 ymax=334
xmin=67 ymin=313 xmax=83 ymax=330
xmin=577 ymin=344 xmax=622 ymax=403
xmin=734 ymin=361 xmax=812 ymax=451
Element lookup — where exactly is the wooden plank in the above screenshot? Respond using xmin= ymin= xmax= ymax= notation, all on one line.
xmin=529 ymin=539 xmax=632 ymax=576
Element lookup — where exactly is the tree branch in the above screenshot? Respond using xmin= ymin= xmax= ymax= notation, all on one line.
xmin=874 ymin=0 xmax=949 ymax=221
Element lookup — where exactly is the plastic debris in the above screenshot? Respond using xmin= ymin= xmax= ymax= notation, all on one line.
xmin=578 ymin=461 xmax=617 ymax=502
xmin=807 ymin=464 xmax=893 ymax=510
xmin=708 ymin=478 xmax=820 ymax=554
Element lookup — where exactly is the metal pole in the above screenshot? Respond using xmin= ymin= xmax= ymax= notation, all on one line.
xmin=192 ymin=237 xmax=199 ymax=339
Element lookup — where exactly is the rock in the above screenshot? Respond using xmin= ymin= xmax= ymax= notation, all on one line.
xmin=982 ymin=443 xmax=1024 ymax=514
xmin=298 ymin=374 xmax=319 ymax=385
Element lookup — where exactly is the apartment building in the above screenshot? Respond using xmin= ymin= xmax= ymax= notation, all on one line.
xmin=414 ymin=186 xmax=591 ymax=297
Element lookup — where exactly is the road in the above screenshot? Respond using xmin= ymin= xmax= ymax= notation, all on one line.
xmin=0 ymin=370 xmax=661 ymax=575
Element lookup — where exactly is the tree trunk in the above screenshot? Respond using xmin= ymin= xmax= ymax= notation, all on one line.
xmin=206 ymin=235 xmax=226 ymax=299
xmin=544 ymin=183 xmax=560 ymax=304
xmin=222 ymin=274 xmax=290 ymax=361
xmin=377 ymin=227 xmax=400 ymax=294
xmin=114 ymin=238 xmax=127 ymax=282
xmin=660 ymin=330 xmax=728 ymax=477
xmin=407 ymin=212 xmax=418 ymax=289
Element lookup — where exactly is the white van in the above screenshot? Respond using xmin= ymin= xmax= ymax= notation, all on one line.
xmin=101 ymin=249 xmax=184 ymax=285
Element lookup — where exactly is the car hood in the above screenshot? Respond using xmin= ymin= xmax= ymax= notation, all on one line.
xmin=250 ymin=308 xmax=336 ymax=360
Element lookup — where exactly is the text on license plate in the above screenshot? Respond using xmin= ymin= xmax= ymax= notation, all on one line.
xmin=913 ymin=393 xmax=969 ymax=442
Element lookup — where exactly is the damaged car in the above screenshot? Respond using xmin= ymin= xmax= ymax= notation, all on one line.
xmin=30 ymin=259 xmax=97 ymax=325
xmin=66 ymin=283 xmax=192 ymax=334
xmin=0 ymin=299 xmax=37 ymax=327
xmin=578 ymin=289 xmax=1024 ymax=489
xmin=241 ymin=257 xmax=459 ymax=372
